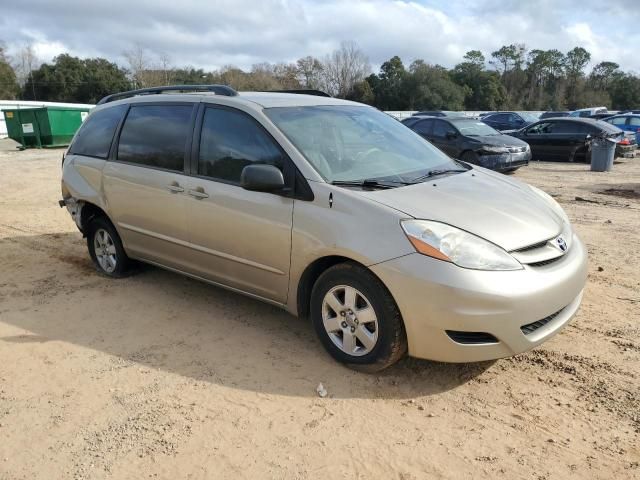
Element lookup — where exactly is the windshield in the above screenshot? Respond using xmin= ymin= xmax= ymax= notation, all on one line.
xmin=450 ymin=120 xmax=500 ymax=136
xmin=265 ymin=105 xmax=457 ymax=183
xmin=518 ymin=112 xmax=539 ymax=122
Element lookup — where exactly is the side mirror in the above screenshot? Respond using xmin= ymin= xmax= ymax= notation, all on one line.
xmin=240 ymin=164 xmax=285 ymax=193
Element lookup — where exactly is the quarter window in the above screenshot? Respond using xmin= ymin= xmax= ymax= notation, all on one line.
xmin=198 ymin=108 xmax=284 ymax=183
xmin=117 ymin=105 xmax=193 ymax=171
xmin=69 ymin=105 xmax=127 ymax=159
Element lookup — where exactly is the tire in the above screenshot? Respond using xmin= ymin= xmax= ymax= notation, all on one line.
xmin=86 ymin=216 xmax=131 ymax=278
xmin=461 ymin=150 xmax=479 ymax=164
xmin=310 ymin=262 xmax=407 ymax=371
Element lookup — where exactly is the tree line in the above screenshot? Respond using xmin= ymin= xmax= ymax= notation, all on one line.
xmin=1 ymin=41 xmax=639 ymax=111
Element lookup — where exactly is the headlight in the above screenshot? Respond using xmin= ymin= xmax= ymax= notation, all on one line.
xmin=401 ymin=220 xmax=523 ymax=271
xmin=480 ymin=146 xmax=509 ymax=154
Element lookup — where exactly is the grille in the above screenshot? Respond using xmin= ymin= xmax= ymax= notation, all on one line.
xmin=446 ymin=331 xmax=499 ymax=345
xmin=520 ymin=309 xmax=563 ymax=335
xmin=513 ymin=240 xmax=548 ymax=253
xmin=527 ymin=256 xmax=563 ymax=267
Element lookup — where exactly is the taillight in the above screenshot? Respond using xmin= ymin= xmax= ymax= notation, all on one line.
xmin=619 ymin=138 xmax=630 ymax=145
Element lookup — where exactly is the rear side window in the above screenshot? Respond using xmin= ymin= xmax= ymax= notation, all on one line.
xmin=69 ymin=105 xmax=126 ymax=158
xmin=198 ymin=108 xmax=284 ymax=183
xmin=413 ymin=119 xmax=433 ymax=135
xmin=629 ymin=117 xmax=640 ymax=127
xmin=552 ymin=122 xmax=582 ymax=134
xmin=117 ymin=105 xmax=193 ymax=171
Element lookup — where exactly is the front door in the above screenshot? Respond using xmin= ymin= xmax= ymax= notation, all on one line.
xmin=182 ymin=105 xmax=294 ymax=303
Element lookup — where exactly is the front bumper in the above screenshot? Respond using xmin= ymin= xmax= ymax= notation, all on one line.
xmin=477 ymin=150 xmax=531 ymax=171
xmin=371 ymin=233 xmax=588 ymax=362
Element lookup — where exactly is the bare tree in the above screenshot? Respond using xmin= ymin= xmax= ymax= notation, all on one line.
xmin=296 ymin=56 xmax=324 ymax=89
xmin=321 ymin=41 xmax=371 ymax=98
xmin=123 ymin=44 xmax=149 ymax=88
xmin=13 ymin=44 xmax=39 ymax=99
xmin=158 ymin=52 xmax=174 ymax=85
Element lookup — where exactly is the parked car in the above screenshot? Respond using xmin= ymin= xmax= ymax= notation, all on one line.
xmin=603 ymin=113 xmax=640 ymax=144
xmin=539 ymin=111 xmax=570 ymax=119
xmin=402 ymin=116 xmax=530 ymax=172
xmin=569 ymin=107 xmax=608 ymax=118
xmin=506 ymin=118 xmax=624 ymax=161
xmin=589 ymin=112 xmax=618 ymax=120
xmin=412 ymin=110 xmax=461 ymax=118
xmin=482 ymin=111 xmax=538 ymax=131
xmin=60 ymin=85 xmax=587 ymax=370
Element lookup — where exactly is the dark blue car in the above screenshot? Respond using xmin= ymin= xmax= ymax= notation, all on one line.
xmin=482 ymin=111 xmax=538 ymax=131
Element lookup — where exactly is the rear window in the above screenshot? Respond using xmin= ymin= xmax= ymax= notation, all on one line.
xmin=69 ymin=105 xmax=126 ymax=159
xmin=117 ymin=105 xmax=193 ymax=172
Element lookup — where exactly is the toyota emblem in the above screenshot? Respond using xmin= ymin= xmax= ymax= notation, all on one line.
xmin=556 ymin=236 xmax=568 ymax=252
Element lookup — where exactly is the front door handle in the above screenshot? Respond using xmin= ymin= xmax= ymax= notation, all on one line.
xmin=188 ymin=187 xmax=209 ymax=199
xmin=168 ymin=182 xmax=184 ymax=193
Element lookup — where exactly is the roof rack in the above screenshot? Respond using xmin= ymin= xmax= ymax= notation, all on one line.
xmin=265 ymin=89 xmax=332 ymax=98
xmin=96 ymin=84 xmax=238 ymax=105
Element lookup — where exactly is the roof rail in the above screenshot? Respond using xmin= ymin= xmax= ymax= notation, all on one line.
xmin=96 ymin=84 xmax=238 ymax=105
xmin=265 ymin=89 xmax=332 ymax=98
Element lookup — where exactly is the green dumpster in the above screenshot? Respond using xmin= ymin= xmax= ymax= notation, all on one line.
xmin=2 ymin=106 xmax=91 ymax=149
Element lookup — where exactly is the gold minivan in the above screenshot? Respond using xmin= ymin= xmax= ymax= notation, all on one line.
xmin=61 ymin=86 xmax=587 ymax=370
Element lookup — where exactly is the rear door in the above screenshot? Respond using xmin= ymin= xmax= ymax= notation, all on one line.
xmin=430 ymin=120 xmax=458 ymax=157
xmin=103 ymin=103 xmax=196 ymax=269
xmin=412 ymin=118 xmax=433 ymax=140
xmin=182 ymin=105 xmax=294 ymax=303
xmin=549 ymin=121 xmax=589 ymax=160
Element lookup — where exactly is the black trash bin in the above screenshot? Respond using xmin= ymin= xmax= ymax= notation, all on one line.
xmin=590 ymin=137 xmax=616 ymax=172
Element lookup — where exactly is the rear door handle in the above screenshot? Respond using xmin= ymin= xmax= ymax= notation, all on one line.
xmin=167 ymin=182 xmax=184 ymax=193
xmin=188 ymin=188 xmax=209 ymax=199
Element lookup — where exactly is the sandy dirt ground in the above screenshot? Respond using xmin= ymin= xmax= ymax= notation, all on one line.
xmin=0 ymin=139 xmax=638 ymax=479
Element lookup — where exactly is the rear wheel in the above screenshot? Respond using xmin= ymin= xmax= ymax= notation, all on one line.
xmin=87 ymin=216 xmax=130 ymax=277
xmin=310 ymin=263 xmax=407 ymax=371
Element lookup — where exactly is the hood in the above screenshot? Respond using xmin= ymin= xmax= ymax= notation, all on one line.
xmin=359 ymin=168 xmax=563 ymax=251
xmin=467 ymin=134 xmax=528 ymax=148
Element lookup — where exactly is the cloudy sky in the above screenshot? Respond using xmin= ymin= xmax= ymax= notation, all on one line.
xmin=2 ymin=0 xmax=639 ymax=73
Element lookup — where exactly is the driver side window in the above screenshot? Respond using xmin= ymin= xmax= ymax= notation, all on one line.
xmin=527 ymin=122 xmax=553 ymax=135
xmin=198 ymin=107 xmax=284 ymax=184
xmin=433 ymin=120 xmax=455 ymax=138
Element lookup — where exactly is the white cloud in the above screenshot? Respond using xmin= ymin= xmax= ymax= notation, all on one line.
xmin=1 ymin=0 xmax=639 ymax=73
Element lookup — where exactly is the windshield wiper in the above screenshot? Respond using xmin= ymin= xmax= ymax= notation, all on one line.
xmin=331 ymin=179 xmax=411 ymax=189
xmin=410 ymin=168 xmax=467 ymax=183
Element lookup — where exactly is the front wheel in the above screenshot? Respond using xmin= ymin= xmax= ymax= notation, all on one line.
xmin=87 ymin=216 xmax=131 ymax=277
xmin=310 ymin=263 xmax=407 ymax=371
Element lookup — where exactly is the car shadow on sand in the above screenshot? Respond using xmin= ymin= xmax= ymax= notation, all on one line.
xmin=0 ymin=232 xmax=496 ymax=399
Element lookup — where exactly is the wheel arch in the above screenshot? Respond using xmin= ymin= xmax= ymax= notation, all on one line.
xmin=295 ymin=255 xmax=402 ymax=323
xmin=79 ymin=202 xmax=112 ymax=235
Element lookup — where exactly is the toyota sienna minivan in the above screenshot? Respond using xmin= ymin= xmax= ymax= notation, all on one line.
xmin=60 ymin=85 xmax=588 ymax=371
